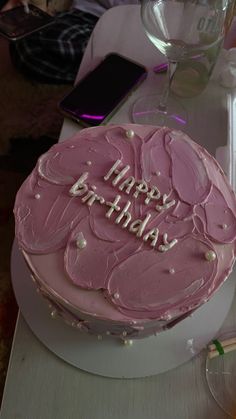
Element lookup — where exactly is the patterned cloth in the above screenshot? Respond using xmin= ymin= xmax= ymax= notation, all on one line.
xmin=10 ymin=9 xmax=98 ymax=84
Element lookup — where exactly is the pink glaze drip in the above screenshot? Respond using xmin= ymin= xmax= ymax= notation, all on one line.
xmin=14 ymin=124 xmax=236 ymax=331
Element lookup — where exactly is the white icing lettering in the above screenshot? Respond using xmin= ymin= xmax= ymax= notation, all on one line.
xmin=81 ymin=190 xmax=94 ymax=203
xmin=145 ymin=186 xmax=161 ymax=205
xmin=104 ymin=160 xmax=130 ymax=186
xmin=156 ymin=194 xmax=176 ymax=212
xmin=82 ymin=191 xmax=104 ymax=207
xmin=105 ymin=195 xmax=121 ymax=218
xmin=158 ymin=233 xmax=178 ymax=252
xmin=104 ymin=162 xmax=178 ymax=218
xmin=118 ymin=176 xmax=135 ymax=194
xmin=104 ymin=160 xmax=121 ymax=181
xmin=133 ymin=180 xmax=148 ymax=198
xmin=67 ymin=161 xmax=180 ymax=253
xmin=129 ymin=213 xmax=152 ymax=238
xmin=143 ymin=227 xmax=159 ymax=247
xmin=70 ymin=172 xmax=88 ymax=196
xmin=113 ymin=166 xmax=130 ymax=186
xmin=115 ymin=201 xmax=132 ymax=228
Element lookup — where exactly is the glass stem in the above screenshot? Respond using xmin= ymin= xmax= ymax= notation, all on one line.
xmin=158 ymin=60 xmax=177 ymax=113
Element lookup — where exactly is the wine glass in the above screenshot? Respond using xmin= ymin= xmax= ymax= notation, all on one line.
xmin=132 ymin=0 xmax=228 ymax=128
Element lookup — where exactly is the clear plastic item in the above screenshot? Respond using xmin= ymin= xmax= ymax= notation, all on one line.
xmin=206 ymin=330 xmax=236 ymax=418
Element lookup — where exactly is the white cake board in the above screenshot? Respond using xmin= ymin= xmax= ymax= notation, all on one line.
xmin=11 ymin=241 xmax=236 ymax=379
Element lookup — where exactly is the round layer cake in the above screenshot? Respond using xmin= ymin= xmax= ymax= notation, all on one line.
xmin=14 ymin=124 xmax=236 ymax=341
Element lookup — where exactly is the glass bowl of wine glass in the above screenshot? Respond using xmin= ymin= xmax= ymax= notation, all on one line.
xmin=132 ymin=0 xmax=228 ymax=128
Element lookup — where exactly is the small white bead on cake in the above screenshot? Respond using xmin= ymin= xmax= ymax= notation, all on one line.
xmin=123 ymin=339 xmax=133 ymax=347
xmin=76 ymin=232 xmax=87 ymax=249
xmin=205 ymin=250 xmax=216 ymax=262
xmin=125 ymin=129 xmax=135 ymax=139
xmin=50 ymin=310 xmax=57 ymax=319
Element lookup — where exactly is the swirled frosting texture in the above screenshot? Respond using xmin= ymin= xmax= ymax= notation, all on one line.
xmin=14 ymin=124 xmax=236 ymax=326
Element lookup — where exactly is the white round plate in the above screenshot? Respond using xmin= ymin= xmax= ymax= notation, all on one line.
xmin=11 ymin=241 xmax=236 ymax=379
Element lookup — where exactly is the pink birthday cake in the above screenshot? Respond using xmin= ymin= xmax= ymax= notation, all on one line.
xmin=14 ymin=124 xmax=236 ymax=342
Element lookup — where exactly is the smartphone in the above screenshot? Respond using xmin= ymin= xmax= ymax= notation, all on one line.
xmin=0 ymin=4 xmax=55 ymax=41
xmin=59 ymin=53 xmax=147 ymax=127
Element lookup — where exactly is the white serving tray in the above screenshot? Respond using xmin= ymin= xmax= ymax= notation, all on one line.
xmin=11 ymin=241 xmax=236 ymax=378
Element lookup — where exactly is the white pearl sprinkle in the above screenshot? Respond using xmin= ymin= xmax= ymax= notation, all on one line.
xmin=76 ymin=232 xmax=87 ymax=249
xmin=123 ymin=339 xmax=133 ymax=347
xmin=97 ymin=335 xmax=103 ymax=340
xmin=86 ymin=161 xmax=92 ymax=166
xmin=50 ymin=310 xmax=57 ymax=319
xmin=156 ymin=171 xmax=161 ymax=177
xmin=91 ymin=185 xmax=97 ymax=190
xmin=35 ymin=194 xmax=41 ymax=199
xmin=125 ymin=129 xmax=135 ymax=139
xmin=76 ymin=322 xmax=82 ymax=329
xmin=162 ymin=313 xmax=172 ymax=321
xmin=77 ymin=239 xmax=87 ymax=249
xmin=70 ymin=145 xmax=75 ymax=149
xmin=205 ymin=250 xmax=216 ymax=262
xmin=114 ymin=292 xmax=120 ymax=299
xmin=222 ymin=223 xmax=228 ymax=230
xmin=169 ymin=268 xmax=175 ymax=274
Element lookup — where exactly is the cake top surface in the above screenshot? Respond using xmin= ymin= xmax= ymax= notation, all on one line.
xmin=14 ymin=124 xmax=236 ymax=321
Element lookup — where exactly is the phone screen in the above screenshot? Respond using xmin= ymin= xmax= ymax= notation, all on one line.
xmin=59 ymin=53 xmax=147 ymax=127
xmin=0 ymin=4 xmax=55 ymax=40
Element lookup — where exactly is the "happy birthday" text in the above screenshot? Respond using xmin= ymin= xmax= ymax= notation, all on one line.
xmin=69 ymin=161 xmax=178 ymax=252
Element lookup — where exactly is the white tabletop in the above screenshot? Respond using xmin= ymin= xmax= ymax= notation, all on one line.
xmin=1 ymin=5 xmax=235 ymax=419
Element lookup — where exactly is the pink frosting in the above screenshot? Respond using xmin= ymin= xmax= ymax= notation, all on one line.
xmin=14 ymin=124 xmax=236 ymax=331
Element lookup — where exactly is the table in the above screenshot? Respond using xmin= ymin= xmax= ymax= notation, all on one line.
xmin=0 ymin=5 xmax=235 ymax=419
